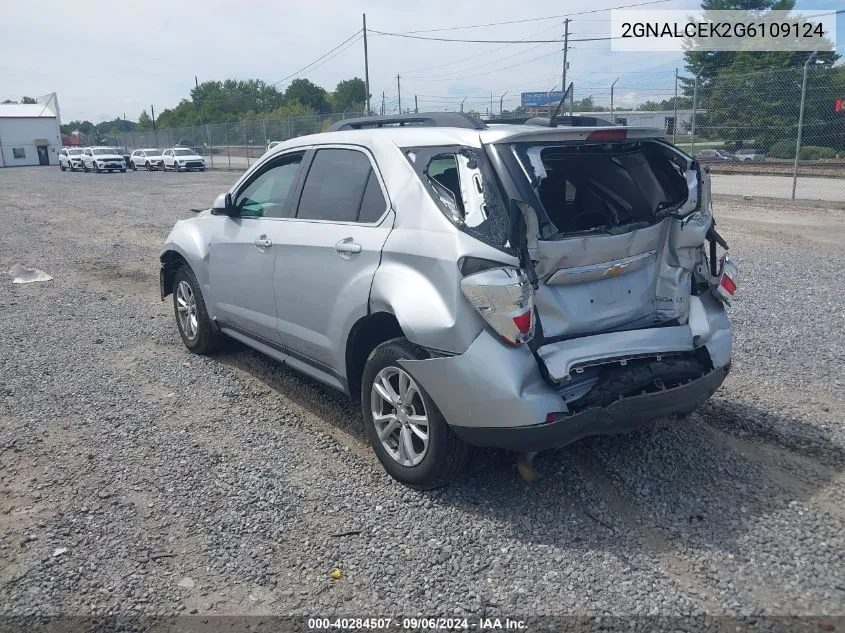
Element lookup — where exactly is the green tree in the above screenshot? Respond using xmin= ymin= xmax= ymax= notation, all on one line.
xmin=681 ymin=0 xmax=842 ymax=149
xmin=137 ymin=110 xmax=153 ymax=131
xmin=21 ymin=96 xmax=37 ymax=104
xmin=330 ymin=78 xmax=367 ymax=111
xmin=284 ymin=79 xmax=329 ymax=112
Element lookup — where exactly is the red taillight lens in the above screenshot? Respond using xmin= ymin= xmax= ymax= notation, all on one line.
xmin=512 ymin=310 xmax=532 ymax=334
xmin=461 ymin=267 xmax=534 ymax=346
xmin=715 ymin=254 xmax=738 ymax=304
xmin=586 ymin=129 xmax=627 ymax=143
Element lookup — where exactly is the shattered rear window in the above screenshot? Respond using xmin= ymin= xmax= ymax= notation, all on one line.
xmin=406 ymin=146 xmax=510 ymax=250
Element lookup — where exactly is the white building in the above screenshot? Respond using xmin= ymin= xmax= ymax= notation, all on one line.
xmin=0 ymin=94 xmax=62 ymax=168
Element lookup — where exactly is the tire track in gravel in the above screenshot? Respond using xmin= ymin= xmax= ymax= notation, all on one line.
xmin=568 ymin=447 xmax=725 ymax=613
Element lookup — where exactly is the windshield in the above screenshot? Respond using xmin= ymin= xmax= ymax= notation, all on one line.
xmin=93 ymin=148 xmax=118 ymax=155
xmin=69 ymin=149 xmax=83 ymax=155
xmin=512 ymin=141 xmax=690 ymax=235
xmin=144 ymin=150 xmax=162 ymax=156
xmin=173 ymin=148 xmax=194 ymax=156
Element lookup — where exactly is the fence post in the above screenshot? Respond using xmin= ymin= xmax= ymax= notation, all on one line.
xmin=208 ymin=124 xmax=214 ymax=167
xmin=690 ymin=74 xmax=699 ymax=154
xmin=288 ymin=115 xmax=292 ymax=139
xmin=225 ymin=121 xmax=231 ymax=169
xmin=792 ymin=53 xmax=816 ymax=201
xmin=315 ymin=111 xmax=319 ymax=133
xmin=673 ymin=67 xmax=678 ymax=145
xmin=262 ymin=118 xmax=267 ymax=147
xmin=245 ymin=127 xmax=250 ymax=168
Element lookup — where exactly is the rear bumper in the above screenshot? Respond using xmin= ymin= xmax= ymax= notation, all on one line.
xmin=399 ymin=293 xmax=731 ymax=451
xmin=451 ymin=366 xmax=726 ymax=451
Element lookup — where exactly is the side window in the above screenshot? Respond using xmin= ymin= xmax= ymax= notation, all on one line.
xmin=358 ymin=170 xmax=388 ymax=223
xmin=296 ymin=149 xmax=372 ymax=223
xmin=235 ymin=152 xmax=304 ymax=218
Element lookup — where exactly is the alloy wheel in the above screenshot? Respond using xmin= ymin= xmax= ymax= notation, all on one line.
xmin=175 ymin=280 xmax=199 ymax=341
xmin=370 ymin=366 xmax=430 ymax=467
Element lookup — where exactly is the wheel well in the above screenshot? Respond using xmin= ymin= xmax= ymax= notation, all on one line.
xmin=346 ymin=312 xmax=404 ymax=399
xmin=160 ymin=250 xmax=189 ymax=298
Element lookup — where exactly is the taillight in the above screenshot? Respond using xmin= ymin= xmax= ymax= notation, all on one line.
xmin=461 ymin=267 xmax=534 ymax=346
xmin=715 ymin=254 xmax=738 ymax=303
xmin=586 ymin=129 xmax=627 ymax=143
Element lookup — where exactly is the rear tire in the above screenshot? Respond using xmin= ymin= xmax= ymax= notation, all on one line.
xmin=361 ymin=338 xmax=468 ymax=489
xmin=172 ymin=265 xmax=220 ymax=355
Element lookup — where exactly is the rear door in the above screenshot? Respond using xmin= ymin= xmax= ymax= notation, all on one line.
xmin=206 ymin=150 xmax=306 ymax=343
xmin=273 ymin=146 xmax=394 ymax=378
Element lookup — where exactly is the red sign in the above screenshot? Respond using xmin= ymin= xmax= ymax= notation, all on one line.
xmin=836 ymin=99 xmax=843 ymax=113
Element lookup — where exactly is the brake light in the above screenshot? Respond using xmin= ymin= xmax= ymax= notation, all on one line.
xmin=715 ymin=254 xmax=738 ymax=303
xmin=586 ymin=129 xmax=627 ymax=143
xmin=461 ymin=267 xmax=534 ymax=346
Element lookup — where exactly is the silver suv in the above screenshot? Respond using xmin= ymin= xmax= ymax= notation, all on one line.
xmin=161 ymin=113 xmax=736 ymax=489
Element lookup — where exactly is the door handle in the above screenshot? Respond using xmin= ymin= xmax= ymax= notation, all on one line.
xmin=335 ymin=238 xmax=362 ymax=254
xmin=253 ymin=235 xmax=272 ymax=248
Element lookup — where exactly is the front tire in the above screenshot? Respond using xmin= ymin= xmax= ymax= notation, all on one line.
xmin=120 ymin=168 xmax=126 ymax=173
xmin=361 ymin=338 xmax=468 ymax=489
xmin=60 ymin=163 xmax=66 ymax=171
xmin=172 ymin=265 xmax=220 ymax=355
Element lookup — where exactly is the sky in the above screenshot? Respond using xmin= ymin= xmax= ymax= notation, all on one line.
xmin=1 ymin=0 xmax=843 ymax=123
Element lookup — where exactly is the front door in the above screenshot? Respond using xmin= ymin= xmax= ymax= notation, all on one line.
xmin=37 ymin=146 xmax=49 ymax=166
xmin=274 ymin=147 xmax=394 ymax=376
xmin=206 ymin=150 xmax=305 ymax=344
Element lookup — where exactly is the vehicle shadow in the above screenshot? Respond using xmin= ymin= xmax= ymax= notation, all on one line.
xmin=430 ymin=395 xmax=845 ymax=556
xmin=214 ymin=343 xmax=844 ymax=558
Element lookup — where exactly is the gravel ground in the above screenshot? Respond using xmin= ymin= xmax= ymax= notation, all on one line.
xmin=0 ymin=167 xmax=843 ymax=621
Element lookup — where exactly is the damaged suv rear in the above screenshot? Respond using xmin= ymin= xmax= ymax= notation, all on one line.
xmin=404 ymin=123 xmax=736 ymax=465
xmin=160 ymin=113 xmax=735 ymax=489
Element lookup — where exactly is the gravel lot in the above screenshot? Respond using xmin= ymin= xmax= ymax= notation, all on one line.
xmin=1 ymin=167 xmax=843 ymax=621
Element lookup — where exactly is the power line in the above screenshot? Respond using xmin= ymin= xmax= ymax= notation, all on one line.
xmin=271 ymin=30 xmax=362 ymax=88
xmin=399 ymin=20 xmax=565 ymax=77
xmin=392 ymin=0 xmax=672 ymax=34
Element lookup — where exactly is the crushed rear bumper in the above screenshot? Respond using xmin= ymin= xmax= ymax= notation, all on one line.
xmin=450 ymin=366 xmax=726 ymax=451
xmin=399 ymin=293 xmax=731 ymax=452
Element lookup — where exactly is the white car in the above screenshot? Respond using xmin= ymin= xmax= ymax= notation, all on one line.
xmin=59 ymin=147 xmax=84 ymax=171
xmin=734 ymin=148 xmax=766 ymax=162
xmin=81 ymin=147 xmax=127 ymax=173
xmin=130 ymin=148 xmax=165 ymax=171
xmin=162 ymin=147 xmax=205 ymax=172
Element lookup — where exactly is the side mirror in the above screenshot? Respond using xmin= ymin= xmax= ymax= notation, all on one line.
xmin=211 ymin=192 xmax=236 ymax=216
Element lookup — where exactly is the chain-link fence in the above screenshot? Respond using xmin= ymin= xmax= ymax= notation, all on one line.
xmin=77 ymin=65 xmax=844 ymax=202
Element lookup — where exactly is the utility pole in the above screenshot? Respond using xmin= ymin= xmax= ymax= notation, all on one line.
xmin=151 ymin=105 xmax=157 ymax=146
xmin=460 ymin=96 xmax=467 ymax=113
xmin=381 ymin=92 xmax=385 ymax=116
xmin=396 ymin=75 xmax=401 ymax=113
xmin=363 ymin=14 xmax=370 ymax=115
xmin=793 ymin=51 xmax=818 ymax=200
xmin=500 ymin=91 xmax=508 ymax=115
xmin=610 ymin=76 xmax=620 ymax=124
xmin=415 ymin=95 xmax=418 ymax=114
xmin=561 ymin=18 xmax=569 ymax=110
xmin=490 ymin=92 xmax=493 ymax=119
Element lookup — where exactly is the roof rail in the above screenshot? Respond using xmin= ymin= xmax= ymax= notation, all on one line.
xmin=327 ymin=112 xmax=487 ymax=132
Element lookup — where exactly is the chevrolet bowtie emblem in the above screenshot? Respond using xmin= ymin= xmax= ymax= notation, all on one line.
xmin=603 ymin=263 xmax=629 ymax=277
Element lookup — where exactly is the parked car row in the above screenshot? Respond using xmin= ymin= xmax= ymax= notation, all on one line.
xmin=695 ymin=148 xmax=767 ymax=163
xmin=58 ymin=147 xmax=206 ymax=173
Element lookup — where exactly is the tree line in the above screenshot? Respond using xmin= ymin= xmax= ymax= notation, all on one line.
xmin=60 ymin=77 xmax=366 ymax=137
